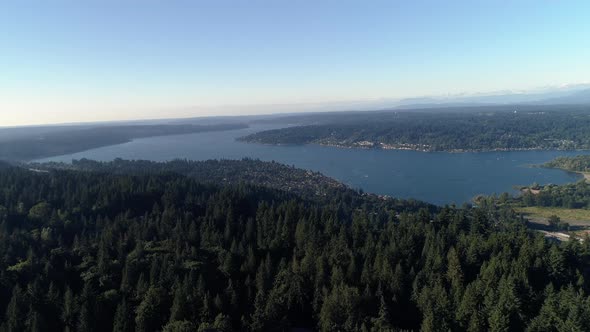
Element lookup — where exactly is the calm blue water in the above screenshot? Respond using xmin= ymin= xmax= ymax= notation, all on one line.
xmin=38 ymin=125 xmax=588 ymax=205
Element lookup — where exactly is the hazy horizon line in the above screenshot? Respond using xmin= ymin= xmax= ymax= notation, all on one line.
xmin=4 ymin=82 xmax=590 ymax=129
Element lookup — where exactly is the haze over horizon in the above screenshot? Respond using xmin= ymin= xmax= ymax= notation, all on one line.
xmin=2 ymin=1 xmax=590 ymax=126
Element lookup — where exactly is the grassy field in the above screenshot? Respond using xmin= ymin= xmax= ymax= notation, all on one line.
xmin=515 ymin=206 xmax=590 ymax=226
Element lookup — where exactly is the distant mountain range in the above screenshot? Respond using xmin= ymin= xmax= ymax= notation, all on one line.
xmin=536 ymin=88 xmax=590 ymax=105
xmin=392 ymin=84 xmax=590 ymax=109
xmin=181 ymin=84 xmax=590 ymax=115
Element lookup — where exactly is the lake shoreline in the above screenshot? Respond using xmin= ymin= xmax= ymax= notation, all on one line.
xmin=245 ymin=140 xmax=590 ymax=154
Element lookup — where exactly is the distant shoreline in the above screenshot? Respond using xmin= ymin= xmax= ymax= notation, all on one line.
xmin=243 ymin=138 xmax=590 ymax=154
xmin=314 ymin=142 xmax=590 ymax=154
xmin=1 ymin=123 xmax=249 ymax=162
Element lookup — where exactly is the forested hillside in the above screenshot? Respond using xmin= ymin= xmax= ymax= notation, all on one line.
xmin=241 ymin=108 xmax=590 ymax=152
xmin=0 ymin=123 xmax=247 ymax=161
xmin=1 ymin=163 xmax=590 ymax=331
xmin=33 ymin=158 xmax=432 ymax=210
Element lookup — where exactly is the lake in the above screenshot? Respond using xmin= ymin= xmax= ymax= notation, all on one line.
xmin=38 ymin=124 xmax=587 ymax=205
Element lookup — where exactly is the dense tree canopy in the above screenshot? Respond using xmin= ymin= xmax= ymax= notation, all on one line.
xmin=31 ymin=158 xmax=350 ymax=200
xmin=1 ymin=161 xmax=590 ymax=331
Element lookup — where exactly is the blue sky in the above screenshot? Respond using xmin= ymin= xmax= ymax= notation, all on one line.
xmin=1 ymin=1 xmax=590 ymax=126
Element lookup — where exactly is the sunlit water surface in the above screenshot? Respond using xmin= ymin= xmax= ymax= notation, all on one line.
xmin=38 ymin=125 xmax=587 ymax=205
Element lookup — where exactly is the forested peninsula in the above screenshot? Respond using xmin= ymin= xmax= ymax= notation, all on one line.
xmin=31 ymin=158 xmax=357 ymax=201
xmin=241 ymin=108 xmax=590 ymax=152
xmin=544 ymin=155 xmax=590 ymax=174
